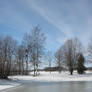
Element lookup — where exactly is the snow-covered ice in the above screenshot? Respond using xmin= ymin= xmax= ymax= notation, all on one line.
xmin=1 ymin=71 xmax=92 ymax=91
xmin=0 ymin=79 xmax=20 ymax=91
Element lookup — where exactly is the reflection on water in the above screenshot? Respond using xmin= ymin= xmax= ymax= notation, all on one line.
xmin=3 ymin=82 xmax=92 ymax=92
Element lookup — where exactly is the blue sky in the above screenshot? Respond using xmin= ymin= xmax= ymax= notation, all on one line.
xmin=0 ymin=0 xmax=92 ymax=52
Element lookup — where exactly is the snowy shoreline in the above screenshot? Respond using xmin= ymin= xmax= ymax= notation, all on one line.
xmin=9 ymin=71 xmax=92 ymax=82
xmin=1 ymin=71 xmax=92 ymax=91
xmin=0 ymin=79 xmax=20 ymax=91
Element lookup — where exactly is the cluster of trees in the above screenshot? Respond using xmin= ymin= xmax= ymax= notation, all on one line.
xmin=1 ymin=26 xmax=92 ymax=78
xmin=0 ymin=35 xmax=17 ymax=78
xmin=0 ymin=26 xmax=46 ymax=78
xmin=55 ymin=38 xmax=86 ymax=75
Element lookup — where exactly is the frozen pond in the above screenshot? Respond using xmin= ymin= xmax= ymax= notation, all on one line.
xmin=1 ymin=82 xmax=92 ymax=92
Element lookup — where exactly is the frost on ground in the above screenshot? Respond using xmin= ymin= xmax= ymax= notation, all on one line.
xmin=9 ymin=71 xmax=92 ymax=83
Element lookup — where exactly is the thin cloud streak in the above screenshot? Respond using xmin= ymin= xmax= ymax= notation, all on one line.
xmin=28 ymin=0 xmax=92 ymax=47
xmin=0 ymin=0 xmax=92 ymax=52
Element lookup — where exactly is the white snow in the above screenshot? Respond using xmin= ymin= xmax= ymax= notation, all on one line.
xmin=9 ymin=71 xmax=92 ymax=83
xmin=1 ymin=71 xmax=92 ymax=91
xmin=0 ymin=79 xmax=20 ymax=91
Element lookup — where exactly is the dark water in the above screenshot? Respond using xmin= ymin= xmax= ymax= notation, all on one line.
xmin=1 ymin=82 xmax=92 ymax=92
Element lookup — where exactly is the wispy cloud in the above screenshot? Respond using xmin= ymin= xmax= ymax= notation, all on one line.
xmin=1 ymin=0 xmax=92 ymax=51
xmin=28 ymin=0 xmax=92 ymax=47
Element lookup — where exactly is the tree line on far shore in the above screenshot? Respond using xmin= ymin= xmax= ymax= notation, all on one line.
xmin=0 ymin=26 xmax=92 ymax=78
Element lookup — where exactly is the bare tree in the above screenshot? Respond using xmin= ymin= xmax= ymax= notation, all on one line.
xmin=0 ymin=35 xmax=4 ymax=78
xmin=0 ymin=36 xmax=17 ymax=78
xmin=64 ymin=38 xmax=83 ymax=75
xmin=88 ymin=39 xmax=92 ymax=65
xmin=16 ymin=45 xmax=25 ymax=75
xmin=55 ymin=47 xmax=64 ymax=73
xmin=30 ymin=26 xmax=46 ymax=76
xmin=46 ymin=51 xmax=53 ymax=74
xmin=55 ymin=38 xmax=83 ymax=75
xmin=11 ymin=40 xmax=18 ymax=75
xmin=22 ymin=32 xmax=32 ymax=75
xmin=64 ymin=39 xmax=74 ymax=75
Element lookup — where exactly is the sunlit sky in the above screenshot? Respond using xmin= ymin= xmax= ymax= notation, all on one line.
xmin=0 ymin=0 xmax=92 ymax=52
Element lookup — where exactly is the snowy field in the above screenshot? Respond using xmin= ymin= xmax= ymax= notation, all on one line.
xmin=1 ymin=71 xmax=92 ymax=91
xmin=9 ymin=71 xmax=92 ymax=82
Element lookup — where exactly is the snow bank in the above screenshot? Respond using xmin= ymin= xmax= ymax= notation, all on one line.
xmin=9 ymin=71 xmax=92 ymax=83
xmin=0 ymin=79 xmax=20 ymax=91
